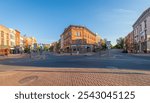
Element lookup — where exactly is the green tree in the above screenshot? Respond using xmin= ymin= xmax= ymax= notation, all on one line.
xmin=43 ymin=46 xmax=49 ymax=51
xmin=114 ymin=37 xmax=124 ymax=49
xmin=49 ymin=46 xmax=54 ymax=52
xmin=24 ymin=47 xmax=30 ymax=53
xmin=55 ymin=40 xmax=61 ymax=53
xmin=101 ymin=39 xmax=107 ymax=50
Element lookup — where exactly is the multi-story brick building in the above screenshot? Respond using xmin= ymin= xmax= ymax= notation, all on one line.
xmin=9 ymin=29 xmax=21 ymax=53
xmin=9 ymin=28 xmax=16 ymax=53
xmin=60 ymin=25 xmax=97 ymax=53
xmin=0 ymin=25 xmax=10 ymax=55
xmin=124 ymin=31 xmax=134 ymax=53
xmin=1 ymin=24 xmax=37 ymax=54
xmin=0 ymin=25 xmax=10 ymax=48
xmin=19 ymin=36 xmax=24 ymax=52
xmin=133 ymin=7 xmax=150 ymax=53
xmin=24 ymin=37 xmax=37 ymax=49
xmin=15 ymin=30 xmax=20 ymax=46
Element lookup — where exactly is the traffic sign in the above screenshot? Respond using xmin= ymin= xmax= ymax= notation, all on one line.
xmin=106 ymin=41 xmax=111 ymax=49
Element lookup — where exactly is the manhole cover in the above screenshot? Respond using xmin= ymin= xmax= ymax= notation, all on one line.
xmin=19 ymin=76 xmax=38 ymax=84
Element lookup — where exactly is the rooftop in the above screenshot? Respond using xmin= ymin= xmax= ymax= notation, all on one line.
xmin=61 ymin=25 xmax=96 ymax=36
xmin=133 ymin=7 xmax=150 ymax=27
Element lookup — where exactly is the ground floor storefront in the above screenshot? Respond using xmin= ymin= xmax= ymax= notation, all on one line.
xmin=62 ymin=44 xmax=96 ymax=53
xmin=134 ymin=41 xmax=150 ymax=53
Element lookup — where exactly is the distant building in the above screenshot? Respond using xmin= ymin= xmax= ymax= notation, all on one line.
xmin=124 ymin=31 xmax=134 ymax=53
xmin=9 ymin=28 xmax=21 ymax=53
xmin=1 ymin=24 xmax=37 ymax=54
xmin=20 ymin=36 xmax=24 ymax=48
xmin=42 ymin=44 xmax=51 ymax=48
xmin=133 ymin=7 xmax=150 ymax=53
xmin=9 ymin=28 xmax=16 ymax=51
xmin=15 ymin=30 xmax=20 ymax=46
xmin=24 ymin=37 xmax=37 ymax=49
xmin=60 ymin=25 xmax=97 ymax=53
xmin=96 ymin=33 xmax=101 ymax=44
xmin=50 ymin=41 xmax=58 ymax=52
xmin=20 ymin=36 xmax=24 ymax=52
xmin=0 ymin=25 xmax=10 ymax=49
xmin=0 ymin=25 xmax=10 ymax=55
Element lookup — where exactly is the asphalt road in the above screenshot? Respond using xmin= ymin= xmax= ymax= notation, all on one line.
xmin=0 ymin=49 xmax=150 ymax=70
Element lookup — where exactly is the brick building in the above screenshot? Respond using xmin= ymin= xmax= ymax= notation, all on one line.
xmin=60 ymin=25 xmax=97 ymax=53
xmin=0 ymin=25 xmax=10 ymax=55
xmin=24 ymin=37 xmax=37 ymax=49
xmin=15 ymin=30 xmax=20 ymax=46
xmin=124 ymin=31 xmax=134 ymax=53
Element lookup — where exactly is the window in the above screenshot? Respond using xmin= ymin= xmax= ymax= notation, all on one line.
xmin=68 ymin=32 xmax=72 ymax=36
xmin=7 ymin=40 xmax=9 ymax=46
xmin=7 ymin=33 xmax=9 ymax=39
xmin=76 ymin=32 xmax=80 ymax=37
xmin=144 ymin=20 xmax=147 ymax=28
xmin=1 ymin=31 xmax=4 ymax=38
xmin=1 ymin=39 xmax=4 ymax=46
xmin=10 ymin=34 xmax=14 ymax=39
xmin=139 ymin=25 xmax=142 ymax=32
xmin=1 ymin=31 xmax=4 ymax=45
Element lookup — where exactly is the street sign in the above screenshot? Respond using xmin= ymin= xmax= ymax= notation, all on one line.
xmin=106 ymin=41 xmax=111 ymax=49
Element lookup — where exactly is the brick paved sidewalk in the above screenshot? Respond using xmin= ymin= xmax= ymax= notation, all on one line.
xmin=0 ymin=66 xmax=150 ymax=86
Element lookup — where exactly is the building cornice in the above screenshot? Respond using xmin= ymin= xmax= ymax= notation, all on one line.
xmin=133 ymin=7 xmax=150 ymax=27
xmin=61 ymin=25 xmax=96 ymax=37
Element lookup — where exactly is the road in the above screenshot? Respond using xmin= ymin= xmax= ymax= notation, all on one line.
xmin=0 ymin=49 xmax=150 ymax=70
xmin=0 ymin=49 xmax=150 ymax=86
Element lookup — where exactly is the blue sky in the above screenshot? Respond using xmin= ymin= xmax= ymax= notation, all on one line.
xmin=0 ymin=0 xmax=150 ymax=45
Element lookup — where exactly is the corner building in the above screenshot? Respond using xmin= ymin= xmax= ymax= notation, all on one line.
xmin=133 ymin=7 xmax=150 ymax=53
xmin=60 ymin=25 xmax=97 ymax=53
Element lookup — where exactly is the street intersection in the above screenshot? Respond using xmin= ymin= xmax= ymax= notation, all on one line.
xmin=0 ymin=49 xmax=150 ymax=86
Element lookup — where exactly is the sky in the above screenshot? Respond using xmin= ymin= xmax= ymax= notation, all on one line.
xmin=0 ymin=0 xmax=150 ymax=45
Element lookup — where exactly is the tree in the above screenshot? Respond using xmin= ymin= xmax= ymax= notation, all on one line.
xmin=101 ymin=39 xmax=107 ymax=50
xmin=24 ymin=47 xmax=30 ymax=53
xmin=55 ymin=40 xmax=61 ymax=53
xmin=49 ymin=46 xmax=54 ymax=52
xmin=43 ymin=46 xmax=49 ymax=51
xmin=114 ymin=37 xmax=124 ymax=49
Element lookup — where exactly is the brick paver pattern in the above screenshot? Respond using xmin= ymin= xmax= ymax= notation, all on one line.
xmin=0 ymin=67 xmax=150 ymax=86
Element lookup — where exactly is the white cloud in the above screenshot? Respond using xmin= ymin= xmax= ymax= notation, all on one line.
xmin=113 ymin=9 xmax=135 ymax=14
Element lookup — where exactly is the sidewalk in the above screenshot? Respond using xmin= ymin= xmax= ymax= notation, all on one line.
xmin=0 ymin=67 xmax=150 ymax=86
xmin=129 ymin=53 xmax=150 ymax=57
xmin=0 ymin=54 xmax=28 ymax=60
xmin=54 ymin=52 xmax=96 ymax=56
